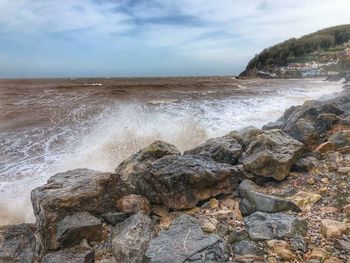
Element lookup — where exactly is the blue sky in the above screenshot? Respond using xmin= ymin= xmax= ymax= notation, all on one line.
xmin=0 ymin=0 xmax=349 ymax=77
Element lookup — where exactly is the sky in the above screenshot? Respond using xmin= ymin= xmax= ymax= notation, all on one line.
xmin=0 ymin=0 xmax=349 ymax=77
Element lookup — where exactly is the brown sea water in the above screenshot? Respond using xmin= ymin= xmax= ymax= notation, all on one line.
xmin=0 ymin=77 xmax=345 ymax=225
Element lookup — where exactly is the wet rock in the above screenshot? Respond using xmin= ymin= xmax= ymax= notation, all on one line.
xmin=0 ymin=224 xmax=38 ymax=263
xmin=184 ymin=132 xmax=242 ymax=165
xmin=115 ymin=140 xmax=180 ymax=192
xmin=112 ymin=212 xmax=153 ymax=263
xmin=320 ymin=219 xmax=347 ymax=239
xmin=239 ymin=129 xmax=304 ymax=181
xmin=287 ymin=191 xmax=321 ymax=211
xmin=244 ymin=212 xmax=307 ymax=241
xmin=314 ymin=141 xmax=336 ymax=153
xmin=101 ymin=212 xmax=128 ymax=226
xmin=42 ymin=246 xmax=94 ymax=263
xmin=329 ymin=130 xmax=350 ymax=148
xmin=292 ymin=156 xmax=319 ymax=172
xmin=315 ymin=113 xmax=340 ymax=134
xmin=334 ymin=239 xmax=350 ymax=251
xmin=57 ymin=212 xmax=104 ymax=248
xmin=238 ymin=180 xmax=301 ymax=216
xmin=137 ymin=155 xmax=242 ymax=209
xmin=144 ymin=215 xmax=230 ymax=263
xmin=116 ymin=194 xmax=151 ymax=215
xmin=233 ymin=240 xmax=262 ymax=256
xmin=31 ymin=168 xmax=126 ymax=250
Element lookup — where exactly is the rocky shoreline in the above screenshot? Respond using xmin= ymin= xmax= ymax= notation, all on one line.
xmin=2 ymin=78 xmax=350 ymax=262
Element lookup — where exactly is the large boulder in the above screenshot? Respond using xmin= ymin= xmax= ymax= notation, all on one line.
xmin=239 ymin=129 xmax=304 ymax=181
xmin=144 ymin=215 xmax=230 ymax=263
xmin=244 ymin=212 xmax=307 ymax=241
xmin=115 ymin=140 xmax=180 ymax=192
xmin=0 ymin=224 xmax=39 ymax=263
xmin=184 ymin=132 xmax=242 ymax=165
xmin=238 ymin=180 xmax=301 ymax=216
xmin=112 ymin=212 xmax=153 ymax=263
xmin=31 ymin=168 xmax=128 ymax=250
xmin=137 ymin=155 xmax=243 ymax=209
xmin=42 ymin=246 xmax=94 ymax=263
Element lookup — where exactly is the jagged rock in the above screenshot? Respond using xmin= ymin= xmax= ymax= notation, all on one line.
xmin=184 ymin=132 xmax=242 ymax=165
xmin=0 ymin=224 xmax=38 ymax=263
xmin=329 ymin=130 xmax=350 ymax=148
xmin=244 ymin=212 xmax=307 ymax=241
xmin=314 ymin=142 xmax=336 ymax=153
xmin=42 ymin=246 xmax=94 ymax=263
xmin=292 ymin=156 xmax=319 ymax=172
xmin=57 ymin=212 xmax=104 ymax=248
xmin=31 ymin=168 xmax=128 ymax=250
xmin=238 ymin=180 xmax=301 ymax=216
xmin=137 ymin=155 xmax=242 ymax=209
xmin=291 ymin=235 xmax=308 ymax=252
xmin=101 ymin=212 xmax=128 ymax=226
xmin=287 ymin=191 xmax=321 ymax=211
xmin=262 ymin=121 xmax=283 ymax=130
xmin=320 ymin=219 xmax=347 ymax=239
xmin=315 ymin=113 xmax=341 ymax=133
xmin=112 ymin=212 xmax=153 ymax=263
xmin=144 ymin=215 xmax=230 ymax=263
xmin=116 ymin=194 xmax=151 ymax=215
xmin=239 ymin=129 xmax=304 ymax=181
xmin=240 ymin=127 xmax=264 ymax=149
xmin=115 ymin=140 xmax=180 ymax=192
xmin=334 ymin=239 xmax=350 ymax=251
xmin=233 ymin=240 xmax=262 ymax=256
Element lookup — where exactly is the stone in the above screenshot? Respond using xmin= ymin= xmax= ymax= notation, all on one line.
xmin=112 ymin=212 xmax=153 ymax=263
xmin=116 ymin=194 xmax=151 ymax=215
xmin=287 ymin=191 xmax=321 ymax=211
xmin=291 ymin=235 xmax=308 ymax=252
xmin=324 ymin=257 xmax=343 ymax=263
xmin=334 ymin=239 xmax=350 ymax=251
xmin=198 ymin=217 xmax=217 ymax=233
xmin=239 ymin=129 xmax=304 ymax=181
xmin=338 ymin=167 xmax=350 ymax=174
xmin=309 ymin=248 xmax=328 ymax=260
xmin=315 ymin=113 xmax=340 ymax=134
xmin=150 ymin=205 xmax=168 ymax=217
xmin=101 ymin=212 xmax=128 ymax=226
xmin=232 ymin=255 xmax=264 ymax=263
xmin=228 ymin=229 xmax=249 ymax=244
xmin=57 ymin=212 xmax=104 ymax=248
xmin=314 ymin=142 xmax=336 ymax=153
xmin=244 ymin=212 xmax=307 ymax=241
xmin=329 ymin=130 xmax=350 ymax=148
xmin=0 ymin=224 xmax=38 ymax=263
xmin=238 ymin=180 xmax=301 ymax=216
xmin=115 ymin=140 xmax=180 ymax=192
xmin=42 ymin=246 xmax=94 ymax=263
xmin=184 ymin=132 xmax=242 ymax=165
xmin=320 ymin=219 xmax=347 ymax=239
xmin=137 ymin=155 xmax=242 ymax=210
xmin=268 ymin=240 xmax=295 ymax=260
xmin=233 ymin=240 xmax=262 ymax=256
xmin=144 ymin=215 xmax=230 ymax=263
xmin=292 ymin=156 xmax=319 ymax=172
xmin=31 ymin=168 xmax=128 ymax=250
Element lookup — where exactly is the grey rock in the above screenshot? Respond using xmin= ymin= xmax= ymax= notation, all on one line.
xmin=238 ymin=180 xmax=301 ymax=216
xmin=227 ymin=229 xmax=248 ymax=244
xmin=329 ymin=130 xmax=350 ymax=148
xmin=334 ymin=239 xmax=350 ymax=251
xmin=262 ymin=121 xmax=283 ymax=130
xmin=42 ymin=246 xmax=94 ymax=263
xmin=291 ymin=235 xmax=308 ymax=253
xmin=144 ymin=215 xmax=230 ymax=263
xmin=239 ymin=129 xmax=304 ymax=181
xmin=233 ymin=240 xmax=262 ymax=256
xmin=244 ymin=212 xmax=307 ymax=241
xmin=112 ymin=212 xmax=153 ymax=263
xmin=101 ymin=212 xmax=128 ymax=226
xmin=184 ymin=132 xmax=242 ymax=165
xmin=0 ymin=224 xmax=38 ymax=263
xmin=57 ymin=212 xmax=103 ymax=248
xmin=138 ymin=155 xmax=242 ymax=210
xmin=292 ymin=156 xmax=319 ymax=172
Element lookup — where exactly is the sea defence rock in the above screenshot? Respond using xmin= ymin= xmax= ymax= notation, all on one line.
xmin=137 ymin=155 xmax=243 ymax=209
xmin=115 ymin=140 xmax=181 ymax=192
xmin=184 ymin=132 xmax=243 ymax=165
xmin=42 ymin=246 xmax=94 ymax=263
xmin=31 ymin=168 xmax=129 ymax=250
xmin=238 ymin=180 xmax=301 ymax=216
xmin=144 ymin=215 xmax=230 ymax=263
xmin=0 ymin=224 xmax=38 ymax=263
xmin=239 ymin=129 xmax=304 ymax=181
xmin=112 ymin=212 xmax=153 ymax=263
xmin=244 ymin=212 xmax=307 ymax=241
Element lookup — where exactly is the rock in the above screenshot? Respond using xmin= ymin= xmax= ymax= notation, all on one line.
xmin=0 ymin=224 xmax=38 ymax=263
xmin=116 ymin=194 xmax=150 ymax=215
xmin=232 ymin=255 xmax=264 ymax=263
xmin=42 ymin=246 xmax=94 ymax=263
xmin=267 ymin=240 xmax=295 ymax=260
xmin=244 ymin=212 xmax=307 ymax=241
xmin=228 ymin=229 xmax=248 ymax=244
xmin=334 ymin=239 xmax=350 ymax=251
xmin=324 ymin=257 xmax=343 ymax=263
xmin=315 ymin=113 xmax=340 ymax=133
xmin=262 ymin=121 xmax=283 ymax=130
xmin=184 ymin=132 xmax=242 ymax=165
xmin=233 ymin=240 xmax=262 ymax=256
xmin=31 ymin=168 xmax=128 ymax=250
xmin=198 ymin=217 xmax=217 ymax=233
xmin=338 ymin=166 xmax=350 ymax=174
xmin=137 ymin=155 xmax=242 ymax=210
xmin=238 ymin=180 xmax=301 ymax=216
xmin=291 ymin=235 xmax=308 ymax=252
xmin=320 ymin=219 xmax=347 ymax=239
xmin=112 ymin=212 xmax=153 ymax=263
xmin=309 ymin=248 xmax=328 ymax=260
xmin=287 ymin=191 xmax=321 ymax=211
xmin=329 ymin=130 xmax=350 ymax=148
xmin=239 ymin=129 xmax=304 ymax=181
xmin=101 ymin=212 xmax=128 ymax=226
xmin=314 ymin=142 xmax=336 ymax=153
xmin=292 ymin=156 xmax=319 ymax=172
xmin=115 ymin=140 xmax=180 ymax=192
xmin=150 ymin=205 xmax=168 ymax=217
xmin=57 ymin=212 xmax=104 ymax=248
xmin=144 ymin=215 xmax=230 ymax=263
xmin=216 ymin=223 xmax=231 ymax=238
xmin=240 ymin=127 xmax=264 ymax=149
